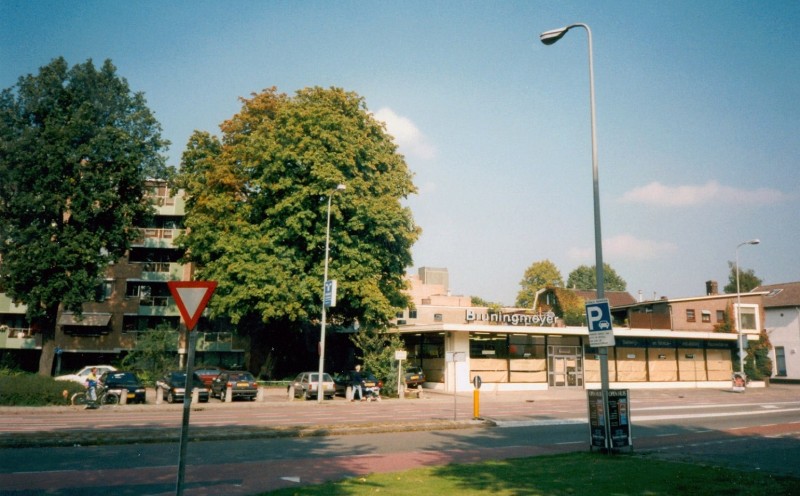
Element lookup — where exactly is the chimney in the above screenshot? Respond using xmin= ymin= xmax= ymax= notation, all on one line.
xmin=706 ymin=280 xmax=718 ymax=296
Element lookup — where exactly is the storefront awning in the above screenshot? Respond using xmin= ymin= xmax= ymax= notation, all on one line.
xmin=59 ymin=313 xmax=112 ymax=326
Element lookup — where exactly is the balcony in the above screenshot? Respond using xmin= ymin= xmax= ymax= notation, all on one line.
xmin=133 ymin=228 xmax=184 ymax=249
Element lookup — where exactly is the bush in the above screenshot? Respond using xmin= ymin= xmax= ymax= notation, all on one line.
xmin=0 ymin=373 xmax=84 ymax=406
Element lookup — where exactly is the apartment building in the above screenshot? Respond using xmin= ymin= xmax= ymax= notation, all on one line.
xmin=0 ymin=181 xmax=246 ymax=373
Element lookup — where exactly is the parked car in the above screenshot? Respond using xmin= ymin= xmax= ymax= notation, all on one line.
xmin=333 ymin=370 xmax=383 ymax=397
xmin=98 ymin=371 xmax=147 ymax=404
xmin=211 ymin=371 xmax=259 ymax=401
xmin=156 ymin=371 xmax=209 ymax=403
xmin=55 ymin=365 xmax=117 ymax=384
xmin=288 ymin=371 xmax=335 ymax=400
xmin=404 ymin=366 xmax=426 ymax=388
xmin=195 ymin=367 xmax=223 ymax=388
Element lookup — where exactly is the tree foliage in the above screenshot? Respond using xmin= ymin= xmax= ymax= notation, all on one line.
xmin=349 ymin=328 xmax=406 ymax=397
xmin=566 ymin=263 xmax=627 ymax=292
xmin=0 ymin=57 xmax=169 ymax=375
xmin=723 ymin=261 xmax=762 ymax=294
xmin=119 ymin=325 xmax=179 ymax=384
xmin=175 ymin=87 xmax=420 ymax=372
xmin=515 ymin=259 xmax=564 ymax=308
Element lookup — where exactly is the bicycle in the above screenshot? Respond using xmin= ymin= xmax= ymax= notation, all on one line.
xmin=70 ymin=386 xmax=120 ymax=407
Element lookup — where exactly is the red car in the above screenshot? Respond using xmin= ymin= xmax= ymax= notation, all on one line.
xmin=194 ymin=367 xmax=223 ymax=388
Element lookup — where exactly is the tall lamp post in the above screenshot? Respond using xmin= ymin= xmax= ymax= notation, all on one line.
xmin=735 ymin=238 xmax=760 ymax=376
xmin=540 ymin=23 xmax=610 ymax=396
xmin=318 ymin=183 xmax=346 ymax=403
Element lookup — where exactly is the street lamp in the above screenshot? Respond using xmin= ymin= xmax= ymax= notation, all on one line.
xmin=318 ymin=183 xmax=346 ymax=402
xmin=735 ymin=238 xmax=760 ymax=376
xmin=539 ymin=23 xmax=609 ymax=390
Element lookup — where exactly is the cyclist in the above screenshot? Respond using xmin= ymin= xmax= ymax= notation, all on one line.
xmin=84 ymin=367 xmax=99 ymax=409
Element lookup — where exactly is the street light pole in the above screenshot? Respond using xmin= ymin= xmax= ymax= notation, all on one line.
xmin=735 ymin=238 xmax=760 ymax=376
xmin=540 ymin=23 xmax=609 ymax=392
xmin=318 ymin=184 xmax=346 ymax=403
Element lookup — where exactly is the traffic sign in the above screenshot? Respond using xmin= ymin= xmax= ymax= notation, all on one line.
xmin=167 ymin=281 xmax=217 ymax=331
xmin=585 ymin=298 xmax=615 ymax=347
xmin=323 ymin=280 xmax=338 ymax=308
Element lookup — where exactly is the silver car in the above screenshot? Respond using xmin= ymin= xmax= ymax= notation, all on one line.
xmin=288 ymin=372 xmax=335 ymax=400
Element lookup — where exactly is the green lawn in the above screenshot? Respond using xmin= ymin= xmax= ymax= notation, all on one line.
xmin=262 ymin=451 xmax=798 ymax=496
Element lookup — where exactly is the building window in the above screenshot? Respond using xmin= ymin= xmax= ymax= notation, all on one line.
xmin=396 ymin=311 xmax=405 ymax=319
xmin=716 ymin=310 xmax=725 ymax=323
xmin=434 ymin=314 xmax=443 ymax=322
xmin=701 ymin=311 xmax=711 ymax=323
xmin=775 ymin=346 xmax=787 ymax=376
xmin=409 ymin=309 xmax=418 ymax=319
xmin=686 ymin=309 xmax=696 ymax=322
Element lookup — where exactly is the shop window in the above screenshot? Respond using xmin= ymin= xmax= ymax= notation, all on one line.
xmin=686 ymin=309 xmax=696 ymax=322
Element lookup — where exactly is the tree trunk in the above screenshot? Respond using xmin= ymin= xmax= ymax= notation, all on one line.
xmin=36 ymin=308 xmax=58 ymax=376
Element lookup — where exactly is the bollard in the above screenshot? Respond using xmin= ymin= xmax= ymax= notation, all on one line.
xmin=192 ymin=388 xmax=199 ymax=403
xmin=399 ymin=383 xmax=405 ymax=401
xmin=288 ymin=385 xmax=295 ymax=401
xmin=257 ymin=387 xmax=264 ymax=402
xmin=119 ymin=389 xmax=127 ymax=405
xmin=155 ymin=387 xmax=162 ymax=405
xmin=473 ymin=389 xmax=480 ymax=419
xmin=346 ymin=386 xmax=353 ymax=401
xmin=225 ymin=384 xmax=233 ymax=403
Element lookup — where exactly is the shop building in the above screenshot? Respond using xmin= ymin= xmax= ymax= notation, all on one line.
xmin=396 ymin=269 xmax=763 ymax=392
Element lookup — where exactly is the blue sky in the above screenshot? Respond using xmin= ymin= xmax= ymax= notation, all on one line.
xmin=3 ymin=1 xmax=798 ymax=306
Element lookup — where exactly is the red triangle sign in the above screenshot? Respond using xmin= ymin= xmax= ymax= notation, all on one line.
xmin=167 ymin=281 xmax=217 ymax=331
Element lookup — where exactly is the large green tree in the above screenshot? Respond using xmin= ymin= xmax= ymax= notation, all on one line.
xmin=0 ymin=58 xmax=169 ymax=375
xmin=515 ymin=259 xmax=564 ymax=308
xmin=723 ymin=261 xmax=762 ymax=294
xmin=175 ymin=87 xmax=420 ymax=376
xmin=566 ymin=263 xmax=627 ymax=292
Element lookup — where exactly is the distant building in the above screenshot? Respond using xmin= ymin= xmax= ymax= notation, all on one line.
xmin=755 ymin=282 xmax=800 ymax=382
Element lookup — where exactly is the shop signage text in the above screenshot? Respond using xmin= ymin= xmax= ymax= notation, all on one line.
xmin=465 ymin=309 xmax=556 ymax=326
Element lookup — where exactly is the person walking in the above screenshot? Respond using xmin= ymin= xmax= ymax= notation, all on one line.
xmin=350 ymin=365 xmax=364 ymax=402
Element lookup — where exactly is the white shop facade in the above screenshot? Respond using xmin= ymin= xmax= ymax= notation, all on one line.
xmin=396 ymin=308 xmax=739 ymax=393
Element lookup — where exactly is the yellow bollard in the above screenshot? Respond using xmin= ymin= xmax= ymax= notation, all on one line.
xmin=473 ymin=389 xmax=480 ymax=419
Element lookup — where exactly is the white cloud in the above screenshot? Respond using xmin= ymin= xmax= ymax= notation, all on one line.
xmin=373 ymin=107 xmax=437 ymax=160
xmin=568 ymin=234 xmax=678 ymax=263
xmin=605 ymin=234 xmax=678 ymax=261
xmin=619 ymin=180 xmax=790 ymax=207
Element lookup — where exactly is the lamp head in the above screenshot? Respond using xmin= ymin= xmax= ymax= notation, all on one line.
xmin=540 ymin=27 xmax=569 ymax=45
xmin=748 ymin=239 xmax=760 ymax=245
xmin=335 ymin=184 xmax=346 ymax=192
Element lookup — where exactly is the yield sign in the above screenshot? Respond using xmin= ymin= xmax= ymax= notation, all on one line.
xmin=167 ymin=281 xmax=217 ymax=331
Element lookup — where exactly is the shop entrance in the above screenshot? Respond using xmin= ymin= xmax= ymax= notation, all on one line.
xmin=548 ymin=345 xmax=584 ymax=387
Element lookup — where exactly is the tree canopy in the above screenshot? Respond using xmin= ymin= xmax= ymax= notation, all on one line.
xmin=515 ymin=259 xmax=564 ymax=308
xmin=0 ymin=57 xmax=169 ymax=375
xmin=723 ymin=261 xmax=762 ymax=294
xmin=175 ymin=87 xmax=420 ymax=373
xmin=566 ymin=263 xmax=627 ymax=292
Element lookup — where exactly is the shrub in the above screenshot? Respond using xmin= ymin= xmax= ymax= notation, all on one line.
xmin=0 ymin=373 xmax=84 ymax=406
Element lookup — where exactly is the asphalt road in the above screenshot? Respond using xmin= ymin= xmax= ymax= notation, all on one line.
xmin=1 ymin=384 xmax=798 ymax=495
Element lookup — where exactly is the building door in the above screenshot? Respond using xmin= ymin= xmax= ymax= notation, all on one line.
xmin=775 ymin=346 xmax=786 ymax=377
xmin=548 ymin=346 xmax=583 ymax=387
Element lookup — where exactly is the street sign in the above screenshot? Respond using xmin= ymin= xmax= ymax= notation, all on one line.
xmin=586 ymin=298 xmax=615 ymax=347
xmin=167 ymin=281 xmax=217 ymax=331
xmin=323 ymin=280 xmax=338 ymax=308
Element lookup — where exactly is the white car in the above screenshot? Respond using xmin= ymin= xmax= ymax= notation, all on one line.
xmin=55 ymin=365 xmax=117 ymax=384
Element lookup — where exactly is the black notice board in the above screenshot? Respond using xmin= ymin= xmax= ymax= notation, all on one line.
xmin=587 ymin=389 xmax=632 ymax=450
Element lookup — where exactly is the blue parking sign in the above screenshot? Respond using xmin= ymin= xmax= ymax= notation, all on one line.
xmin=586 ymin=299 xmax=615 ymax=347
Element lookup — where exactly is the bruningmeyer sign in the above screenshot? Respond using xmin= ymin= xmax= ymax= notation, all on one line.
xmin=585 ymin=298 xmax=615 ymax=347
xmin=466 ymin=309 xmax=556 ymax=326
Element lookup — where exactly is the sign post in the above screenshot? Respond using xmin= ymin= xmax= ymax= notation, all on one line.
xmin=167 ymin=281 xmax=217 ymax=496
xmin=395 ymin=349 xmax=408 ymax=400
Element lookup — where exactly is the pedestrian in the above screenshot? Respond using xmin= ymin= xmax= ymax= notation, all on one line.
xmin=351 ymin=365 xmax=364 ymax=402
xmin=85 ymin=367 xmax=99 ymax=409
